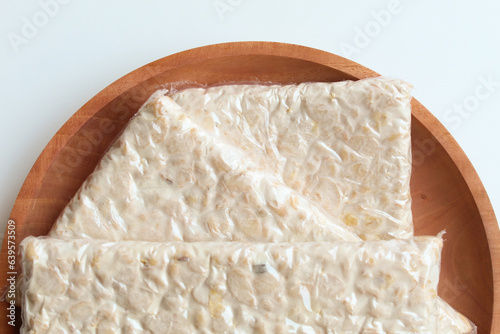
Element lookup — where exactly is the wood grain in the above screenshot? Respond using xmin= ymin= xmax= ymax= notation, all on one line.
xmin=0 ymin=42 xmax=497 ymax=333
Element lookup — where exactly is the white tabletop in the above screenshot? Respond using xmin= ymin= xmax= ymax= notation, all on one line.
xmin=1 ymin=0 xmax=499 ymax=242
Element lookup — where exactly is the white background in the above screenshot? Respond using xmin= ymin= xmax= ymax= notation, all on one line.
xmin=1 ymin=0 xmax=499 ymax=242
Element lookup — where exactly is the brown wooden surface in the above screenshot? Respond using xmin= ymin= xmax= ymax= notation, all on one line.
xmin=0 ymin=42 xmax=498 ymax=333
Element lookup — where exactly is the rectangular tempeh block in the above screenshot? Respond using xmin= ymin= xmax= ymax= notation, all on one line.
xmin=21 ymin=236 xmax=442 ymax=333
xmin=170 ymin=78 xmax=413 ymax=240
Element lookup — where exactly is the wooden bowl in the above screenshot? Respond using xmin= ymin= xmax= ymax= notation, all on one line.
xmin=1 ymin=42 xmax=498 ymax=333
